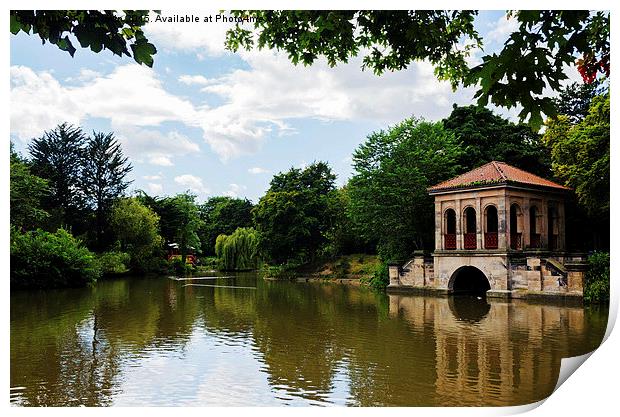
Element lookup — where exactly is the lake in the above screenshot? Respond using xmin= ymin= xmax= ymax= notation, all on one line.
xmin=10 ymin=273 xmax=608 ymax=406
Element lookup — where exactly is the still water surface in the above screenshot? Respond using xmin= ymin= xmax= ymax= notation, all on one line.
xmin=10 ymin=273 xmax=608 ymax=406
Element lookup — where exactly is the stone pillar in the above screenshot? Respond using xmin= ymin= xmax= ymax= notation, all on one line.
xmin=523 ymin=199 xmax=531 ymax=250
xmin=388 ymin=263 xmax=401 ymax=287
xmin=476 ymin=195 xmax=483 ymax=250
xmin=504 ymin=195 xmax=511 ymax=245
xmin=435 ymin=200 xmax=442 ymax=251
xmin=498 ymin=193 xmax=507 ymax=250
xmin=456 ymin=198 xmax=462 ymax=250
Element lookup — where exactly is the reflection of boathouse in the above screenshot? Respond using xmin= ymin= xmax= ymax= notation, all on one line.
xmin=388 ymin=161 xmax=587 ymax=299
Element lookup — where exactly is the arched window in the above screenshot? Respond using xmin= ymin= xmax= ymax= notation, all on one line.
xmin=510 ymin=204 xmax=522 ymax=250
xmin=484 ymin=205 xmax=498 ymax=249
xmin=548 ymin=205 xmax=558 ymax=250
xmin=444 ymin=209 xmax=457 ymax=250
xmin=529 ymin=206 xmax=541 ymax=248
xmin=463 ymin=207 xmax=477 ymax=249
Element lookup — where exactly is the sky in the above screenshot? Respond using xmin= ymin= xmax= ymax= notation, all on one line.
xmin=9 ymin=10 xmax=572 ymax=203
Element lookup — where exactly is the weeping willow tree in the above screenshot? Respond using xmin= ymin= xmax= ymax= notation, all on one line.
xmin=215 ymin=227 xmax=260 ymax=270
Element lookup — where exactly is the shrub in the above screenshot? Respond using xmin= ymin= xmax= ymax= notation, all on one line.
xmin=168 ymin=258 xmax=194 ymax=277
xmin=97 ymin=251 xmax=130 ymax=275
xmin=11 ymin=228 xmax=101 ymax=289
xmin=584 ymin=251 xmax=610 ymax=304
xmin=332 ymin=258 xmax=351 ymax=279
xmin=361 ymin=261 xmax=389 ymax=291
xmin=260 ymin=262 xmax=300 ymax=280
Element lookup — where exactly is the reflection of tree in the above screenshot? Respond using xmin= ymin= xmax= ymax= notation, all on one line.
xmin=252 ymin=281 xmax=344 ymax=402
xmin=11 ymin=275 xmax=610 ymax=407
xmin=11 ymin=277 xmax=204 ymax=406
xmin=10 ymin=286 xmax=120 ymax=406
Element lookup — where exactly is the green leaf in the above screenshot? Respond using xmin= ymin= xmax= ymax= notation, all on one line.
xmin=130 ymin=40 xmax=156 ymax=67
xmin=10 ymin=14 xmax=21 ymax=35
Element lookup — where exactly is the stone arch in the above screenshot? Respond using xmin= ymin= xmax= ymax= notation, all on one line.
xmin=443 ymin=208 xmax=457 ymax=250
xmin=484 ymin=204 xmax=498 ymax=249
xmin=462 ymin=206 xmax=477 ymax=249
xmin=448 ymin=265 xmax=491 ymax=295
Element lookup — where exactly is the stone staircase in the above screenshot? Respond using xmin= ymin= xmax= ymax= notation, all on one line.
xmin=541 ymin=258 xmax=568 ymax=292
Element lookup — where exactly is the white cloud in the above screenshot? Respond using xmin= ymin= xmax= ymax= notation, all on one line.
xmin=11 ymin=31 xmax=476 ymax=161
xmin=10 ymin=66 xmax=82 ymax=141
xmin=148 ymin=155 xmax=174 ymax=166
xmin=143 ymin=174 xmax=163 ymax=180
xmin=10 ymin=64 xmax=197 ymax=142
xmin=115 ymin=127 xmax=200 ymax=167
xmin=144 ymin=11 xmax=230 ymax=57
xmin=174 ymin=174 xmax=210 ymax=194
xmin=248 ymin=167 xmax=269 ymax=175
xmin=65 ymin=68 xmax=102 ymax=83
xmin=223 ymin=183 xmax=246 ymax=198
xmin=178 ymin=74 xmax=210 ymax=86
xmin=146 ymin=183 xmax=164 ymax=194
xmin=487 ymin=14 xmax=519 ymax=44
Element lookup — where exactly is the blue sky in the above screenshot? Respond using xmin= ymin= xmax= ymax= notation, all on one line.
xmin=10 ymin=10 xmax=549 ymax=203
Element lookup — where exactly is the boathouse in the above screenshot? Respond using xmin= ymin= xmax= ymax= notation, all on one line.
xmin=388 ymin=161 xmax=587 ymax=299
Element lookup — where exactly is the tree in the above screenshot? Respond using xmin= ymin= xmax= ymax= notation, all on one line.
xmin=552 ymin=80 xmax=608 ymax=124
xmin=10 ymin=143 xmax=50 ymax=230
xmin=28 ymin=123 xmax=87 ymax=229
xmin=109 ymin=198 xmax=163 ymax=272
xmin=542 ymin=94 xmax=609 ymax=221
xmin=226 ymin=10 xmax=609 ymax=127
xmin=157 ymin=193 xmax=203 ymax=264
xmin=215 ymin=227 xmax=260 ymax=271
xmin=81 ymin=131 xmax=133 ymax=249
xmin=442 ymin=105 xmax=551 ymax=176
xmin=348 ymin=118 xmax=463 ymax=260
xmin=10 ymin=10 xmax=157 ymax=66
xmin=321 ymin=186 xmax=371 ymax=257
xmin=198 ymin=197 xmax=254 ymax=255
xmin=253 ymin=162 xmax=337 ymax=264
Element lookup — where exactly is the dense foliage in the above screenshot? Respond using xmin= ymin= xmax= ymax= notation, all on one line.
xmin=10 ymin=146 xmax=49 ymax=230
xmin=215 ymin=228 xmax=260 ymax=271
xmin=10 ymin=10 xmax=156 ymax=66
xmin=253 ymin=162 xmax=337 ymax=264
xmin=226 ymin=10 xmax=609 ymax=127
xmin=348 ymin=118 xmax=463 ymax=260
xmin=583 ymin=252 xmax=610 ymax=304
xmin=543 ymin=94 xmax=609 ymax=249
xmin=198 ymin=197 xmax=254 ymax=256
xmin=109 ymin=198 xmax=163 ymax=272
xmin=443 ymin=105 xmax=551 ymax=176
xmin=543 ymin=95 xmax=609 ymax=218
xmin=96 ymin=251 xmax=131 ymax=275
xmin=11 ymin=228 xmax=101 ymax=289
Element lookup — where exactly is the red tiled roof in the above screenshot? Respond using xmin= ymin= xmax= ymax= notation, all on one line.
xmin=428 ymin=161 xmax=571 ymax=193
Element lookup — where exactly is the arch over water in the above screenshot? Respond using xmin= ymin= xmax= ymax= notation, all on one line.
xmin=448 ymin=266 xmax=491 ymax=295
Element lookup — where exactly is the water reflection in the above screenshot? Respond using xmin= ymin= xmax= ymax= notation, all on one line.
xmin=448 ymin=296 xmax=491 ymax=323
xmin=11 ymin=274 xmax=608 ymax=406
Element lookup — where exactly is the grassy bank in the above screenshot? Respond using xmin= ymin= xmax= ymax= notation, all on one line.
xmin=288 ymin=254 xmax=380 ymax=281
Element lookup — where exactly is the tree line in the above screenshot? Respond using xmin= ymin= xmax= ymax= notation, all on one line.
xmin=10 ymin=82 xmax=609 ymax=300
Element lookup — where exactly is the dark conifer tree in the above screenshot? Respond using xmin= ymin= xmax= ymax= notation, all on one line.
xmin=28 ymin=123 xmax=87 ymax=229
xmin=81 ymin=131 xmax=133 ymax=249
